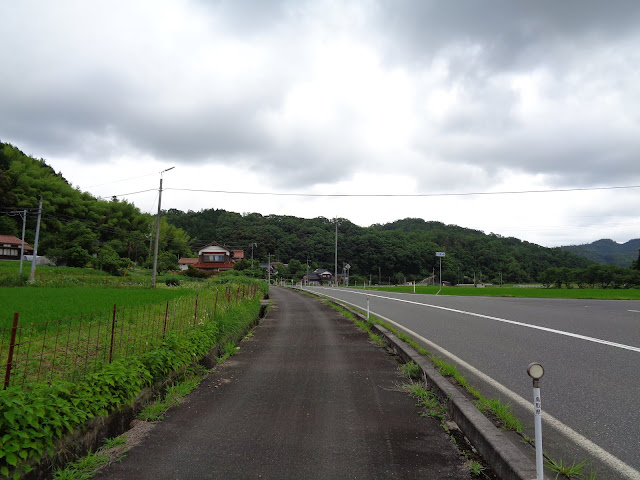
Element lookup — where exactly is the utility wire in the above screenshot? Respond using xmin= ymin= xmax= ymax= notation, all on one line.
xmin=157 ymin=184 xmax=640 ymax=198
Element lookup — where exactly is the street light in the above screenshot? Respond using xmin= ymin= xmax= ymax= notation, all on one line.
xmin=151 ymin=166 xmax=175 ymax=288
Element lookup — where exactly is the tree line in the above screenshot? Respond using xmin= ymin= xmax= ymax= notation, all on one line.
xmin=0 ymin=142 xmax=192 ymax=275
xmin=164 ymin=209 xmax=594 ymax=284
xmin=540 ymin=263 xmax=640 ymax=289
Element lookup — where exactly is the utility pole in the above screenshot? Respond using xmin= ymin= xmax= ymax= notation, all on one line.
xmin=29 ymin=197 xmax=43 ymax=284
xmin=151 ymin=167 xmax=174 ymax=288
xmin=267 ymin=253 xmax=272 ymax=284
xmin=250 ymin=243 xmax=257 ymax=268
xmin=19 ymin=209 xmax=27 ymax=277
xmin=334 ymin=219 xmax=340 ymax=287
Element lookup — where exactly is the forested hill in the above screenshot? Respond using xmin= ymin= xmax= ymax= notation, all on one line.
xmin=0 ymin=142 xmax=191 ymax=272
xmin=561 ymin=238 xmax=640 ymax=268
xmin=164 ymin=209 xmax=592 ymax=284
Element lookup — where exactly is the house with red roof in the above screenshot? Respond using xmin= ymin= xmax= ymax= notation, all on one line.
xmin=182 ymin=241 xmax=244 ymax=272
xmin=0 ymin=234 xmax=34 ymax=261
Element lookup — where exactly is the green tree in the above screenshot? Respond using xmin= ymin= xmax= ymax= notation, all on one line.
xmin=93 ymin=245 xmax=128 ymax=275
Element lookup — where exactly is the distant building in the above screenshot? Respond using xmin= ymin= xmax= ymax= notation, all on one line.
xmin=178 ymin=257 xmax=198 ymax=271
xmin=182 ymin=241 xmax=245 ymax=272
xmin=0 ymin=234 xmax=34 ymax=261
xmin=302 ymin=268 xmax=334 ymax=285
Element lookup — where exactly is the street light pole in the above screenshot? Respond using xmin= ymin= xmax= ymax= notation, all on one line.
xmin=151 ymin=167 xmax=174 ymax=288
xmin=334 ymin=219 xmax=340 ymax=286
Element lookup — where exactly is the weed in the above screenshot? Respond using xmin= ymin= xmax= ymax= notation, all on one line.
xmin=400 ymin=361 xmax=421 ymax=379
xmin=217 ymin=341 xmax=241 ymax=363
xmin=545 ymin=457 xmax=590 ymax=478
xmin=468 ymin=460 xmax=486 ymax=476
xmin=53 ymin=450 xmax=108 ymax=480
xmin=138 ymin=365 xmax=208 ymax=421
xmin=404 ymin=382 xmax=446 ymax=421
xmin=476 ymin=398 xmax=523 ymax=432
xmin=102 ymin=436 xmax=127 ymax=449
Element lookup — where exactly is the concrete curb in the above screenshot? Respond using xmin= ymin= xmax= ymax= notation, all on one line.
xmin=319 ymin=294 xmax=541 ymax=480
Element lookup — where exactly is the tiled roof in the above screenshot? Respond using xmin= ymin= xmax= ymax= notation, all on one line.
xmin=178 ymin=258 xmax=198 ymax=264
xmin=0 ymin=235 xmax=33 ymax=250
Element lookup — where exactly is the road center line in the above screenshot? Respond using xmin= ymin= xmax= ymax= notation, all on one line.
xmin=318 ymin=288 xmax=640 ymax=353
xmin=308 ymin=288 xmax=640 ymax=480
xmin=629 ymin=310 xmax=640 ymax=313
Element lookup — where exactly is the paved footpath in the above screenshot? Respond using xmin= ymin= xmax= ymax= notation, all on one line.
xmin=96 ymin=287 xmax=472 ymax=480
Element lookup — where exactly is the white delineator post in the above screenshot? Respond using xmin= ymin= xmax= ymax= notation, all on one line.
xmin=366 ymin=295 xmax=370 ymax=319
xmin=527 ymin=362 xmax=545 ymax=480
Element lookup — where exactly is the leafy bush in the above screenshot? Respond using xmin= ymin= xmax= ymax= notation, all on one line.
xmin=0 ymin=294 xmax=262 ymax=478
xmin=165 ymin=277 xmax=180 ymax=287
xmin=184 ymin=265 xmax=211 ymax=278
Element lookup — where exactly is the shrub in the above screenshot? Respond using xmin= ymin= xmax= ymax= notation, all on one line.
xmin=184 ymin=265 xmax=211 ymax=278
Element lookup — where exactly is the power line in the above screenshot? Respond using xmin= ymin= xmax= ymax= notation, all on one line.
xmin=159 ymin=184 xmax=640 ymax=198
xmin=87 ymin=173 xmax=156 ymax=188
xmin=102 ymin=188 xmax=156 ymax=199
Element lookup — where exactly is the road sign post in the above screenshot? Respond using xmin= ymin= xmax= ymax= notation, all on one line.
xmin=527 ymin=362 xmax=545 ymax=480
xmin=435 ymin=252 xmax=445 ymax=295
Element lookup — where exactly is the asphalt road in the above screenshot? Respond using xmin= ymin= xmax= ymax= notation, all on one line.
xmin=96 ymin=287 xmax=472 ymax=480
xmin=303 ymin=286 xmax=640 ymax=479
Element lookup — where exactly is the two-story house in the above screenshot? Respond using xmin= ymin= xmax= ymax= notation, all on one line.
xmin=183 ymin=241 xmax=244 ymax=272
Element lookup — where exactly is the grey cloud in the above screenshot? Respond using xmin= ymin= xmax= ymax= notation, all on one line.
xmin=377 ymin=0 xmax=640 ymax=69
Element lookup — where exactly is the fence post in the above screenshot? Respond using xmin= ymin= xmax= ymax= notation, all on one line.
xmin=214 ymin=291 xmax=219 ymax=320
xmin=163 ymin=300 xmax=169 ymax=336
xmin=108 ymin=304 xmax=117 ymax=363
xmin=4 ymin=313 xmax=20 ymax=389
xmin=194 ymin=295 xmax=199 ymax=326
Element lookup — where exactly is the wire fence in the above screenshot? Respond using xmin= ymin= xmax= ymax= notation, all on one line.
xmin=1 ymin=284 xmax=259 ymax=390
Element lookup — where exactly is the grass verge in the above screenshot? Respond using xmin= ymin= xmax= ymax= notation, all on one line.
xmin=352 ymin=284 xmax=640 ymax=300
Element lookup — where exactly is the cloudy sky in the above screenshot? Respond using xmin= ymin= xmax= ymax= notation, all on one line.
xmin=2 ymin=0 xmax=640 ymax=247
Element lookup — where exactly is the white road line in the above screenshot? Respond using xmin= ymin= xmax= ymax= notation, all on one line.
xmin=630 ymin=310 xmax=640 ymax=313
xmin=315 ymin=288 xmax=640 ymax=353
xmin=308 ymin=288 xmax=640 ymax=480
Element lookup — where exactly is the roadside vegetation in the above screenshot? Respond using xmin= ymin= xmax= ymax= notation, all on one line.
xmin=0 ymin=264 xmax=267 ymax=479
xmin=354 ymin=283 xmax=640 ymax=300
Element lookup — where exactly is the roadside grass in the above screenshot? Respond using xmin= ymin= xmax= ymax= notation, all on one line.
xmin=400 ymin=360 xmax=420 ymax=379
xmin=324 ymin=298 xmax=524 ymax=433
xmin=216 ymin=342 xmax=241 ymax=364
xmin=138 ymin=364 xmax=209 ymax=421
xmin=52 ymin=434 xmax=130 ymax=480
xmin=326 ymin=302 xmax=386 ymax=346
xmin=0 ymin=287 xmax=200 ymax=327
xmin=545 ymin=457 xmax=599 ymax=480
xmin=468 ymin=460 xmax=486 ymax=477
xmin=352 ymin=284 xmax=640 ymax=300
xmin=403 ymin=381 xmax=446 ymax=422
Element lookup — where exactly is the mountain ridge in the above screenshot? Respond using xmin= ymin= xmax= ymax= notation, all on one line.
xmin=560 ymin=238 xmax=640 ymax=267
